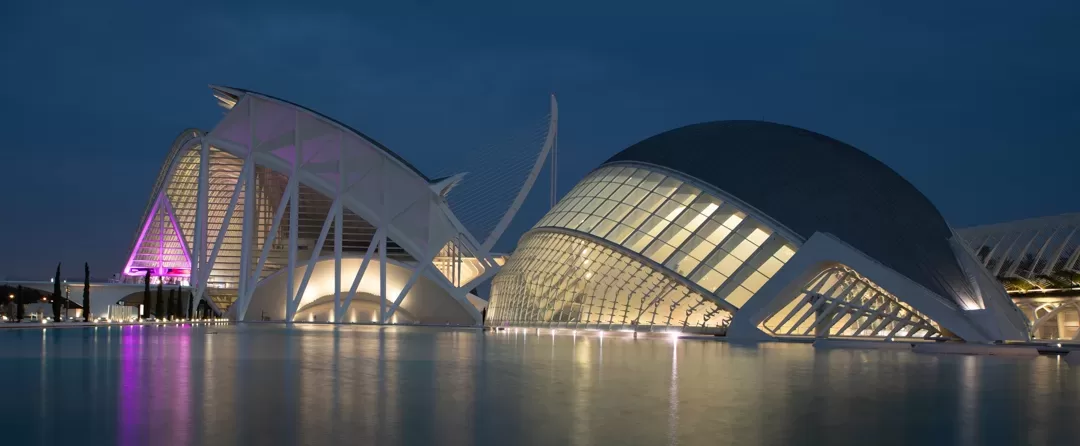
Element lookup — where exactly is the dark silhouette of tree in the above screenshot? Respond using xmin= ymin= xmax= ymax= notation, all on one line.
xmin=51 ymin=263 xmax=62 ymax=321
xmin=16 ymin=285 xmax=25 ymax=322
xmin=83 ymin=263 xmax=91 ymax=322
xmin=168 ymin=287 xmax=176 ymax=320
xmin=143 ymin=270 xmax=152 ymax=319
xmin=155 ymin=280 xmax=164 ymax=319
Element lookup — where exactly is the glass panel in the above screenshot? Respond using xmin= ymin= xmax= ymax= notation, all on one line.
xmin=742 ymin=224 xmax=772 ymax=246
xmin=665 ymin=251 xmax=695 ymax=276
xmin=594 ymin=199 xmax=618 ymax=219
xmin=683 ymin=236 xmax=716 ymax=261
xmin=625 ymin=168 xmax=648 ymax=187
xmin=670 ymin=184 xmax=700 ymax=205
xmin=637 ymin=193 xmax=667 ymax=213
xmin=714 ymin=253 xmax=742 ymax=276
xmin=623 ymin=187 xmax=649 ymax=207
xmin=725 ymin=286 xmax=754 ymax=308
xmin=611 ymin=185 xmax=635 ymax=203
xmin=598 ymin=182 xmax=621 ymax=198
xmin=644 ymin=240 xmax=677 ymax=264
xmin=611 ymin=168 xmax=633 ymax=184
xmin=722 ymin=234 xmax=759 ymax=261
xmin=639 ymin=172 xmax=665 ymax=191
xmin=578 ymin=215 xmax=602 ymax=233
xmin=741 ymin=271 xmax=770 ymax=293
xmin=713 ymin=206 xmax=746 ymax=229
xmin=659 ymin=225 xmax=692 ymax=249
xmin=653 ymin=177 xmax=682 ymax=197
xmin=607 ymin=203 xmax=634 ymax=223
xmin=774 ymin=244 xmax=796 ymax=262
xmin=757 ymin=256 xmax=786 ymax=278
xmin=656 ymin=200 xmax=687 ymax=222
xmin=624 ymin=231 xmax=654 ymax=252
xmin=591 ymin=219 xmax=617 ymax=238
xmin=699 ymin=219 xmax=734 ymax=247
xmin=607 ymin=224 xmax=634 ymax=244
xmin=692 ymin=267 xmax=727 ymax=292
xmin=641 ymin=215 xmax=669 ymax=237
xmin=622 ymin=209 xmax=650 ymax=228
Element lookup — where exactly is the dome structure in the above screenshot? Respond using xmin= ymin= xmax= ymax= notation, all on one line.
xmin=606 ymin=120 xmax=967 ymax=307
xmin=487 ymin=120 xmax=1030 ymax=343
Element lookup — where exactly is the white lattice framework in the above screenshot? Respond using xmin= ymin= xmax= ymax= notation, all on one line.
xmin=760 ymin=265 xmax=948 ymax=340
xmin=122 ymin=86 xmax=556 ymax=323
xmin=957 ymin=213 xmax=1080 ymax=290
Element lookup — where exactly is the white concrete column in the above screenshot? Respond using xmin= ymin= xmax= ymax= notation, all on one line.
xmin=194 ymin=139 xmax=210 ymax=302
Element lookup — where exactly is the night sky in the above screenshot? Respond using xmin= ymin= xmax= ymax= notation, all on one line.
xmin=1 ymin=1 xmax=1077 ymax=280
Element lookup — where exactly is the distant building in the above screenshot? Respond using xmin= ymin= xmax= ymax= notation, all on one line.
xmin=487 ymin=121 xmax=1032 ymax=343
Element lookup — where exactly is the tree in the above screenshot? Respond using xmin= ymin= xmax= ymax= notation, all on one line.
xmin=83 ymin=263 xmax=91 ymax=322
xmin=155 ymin=280 xmax=164 ymax=319
xmin=51 ymin=263 xmax=62 ymax=321
xmin=167 ymin=287 xmax=176 ymax=321
xmin=16 ymin=285 xmax=24 ymax=322
xmin=143 ymin=270 xmax=152 ymax=319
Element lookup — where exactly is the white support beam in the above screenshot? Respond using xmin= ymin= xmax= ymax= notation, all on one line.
xmin=481 ymin=95 xmax=558 ymax=252
xmin=237 ymin=154 xmax=256 ymax=320
xmin=1006 ymin=229 xmax=1043 ymax=277
xmin=1043 ymin=226 xmax=1078 ymax=275
xmin=383 ymin=264 xmax=426 ymax=322
xmin=290 ymin=198 xmax=340 ymax=318
xmin=286 ymin=110 xmax=301 ymax=323
xmin=991 ymin=229 xmax=1027 ymax=276
xmin=193 ymin=139 xmax=210 ymax=304
xmin=334 ymin=131 xmax=344 ymax=321
xmin=338 ymin=227 xmax=384 ymax=322
xmin=235 ymin=176 xmax=297 ymax=320
xmin=379 ymin=234 xmax=387 ymax=324
xmin=200 ymin=159 xmax=249 ymax=310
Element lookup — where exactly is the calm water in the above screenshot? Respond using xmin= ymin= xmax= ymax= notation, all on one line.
xmin=0 ymin=324 xmax=1078 ymax=446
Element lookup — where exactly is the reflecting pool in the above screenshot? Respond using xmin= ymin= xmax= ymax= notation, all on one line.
xmin=0 ymin=324 xmax=1078 ymax=445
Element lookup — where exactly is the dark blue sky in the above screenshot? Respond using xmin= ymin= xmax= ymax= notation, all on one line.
xmin=1 ymin=1 xmax=1077 ymax=280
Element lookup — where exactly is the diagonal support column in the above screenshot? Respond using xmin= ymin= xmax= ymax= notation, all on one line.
xmin=337 ymin=228 xmax=384 ymax=322
xmin=235 ymin=176 xmax=297 ymax=320
xmin=289 ymin=198 xmax=340 ymax=319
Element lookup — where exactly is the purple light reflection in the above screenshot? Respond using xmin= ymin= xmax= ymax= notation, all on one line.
xmin=118 ymin=326 xmax=143 ymax=446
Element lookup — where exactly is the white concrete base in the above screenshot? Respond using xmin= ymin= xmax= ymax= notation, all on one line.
xmin=813 ymin=339 xmax=914 ymax=350
xmin=912 ymin=343 xmax=1040 ymax=357
xmin=1065 ymin=351 xmax=1080 ymax=366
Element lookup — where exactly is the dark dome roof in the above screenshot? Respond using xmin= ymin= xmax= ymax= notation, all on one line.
xmin=604 ymin=120 xmax=971 ymax=304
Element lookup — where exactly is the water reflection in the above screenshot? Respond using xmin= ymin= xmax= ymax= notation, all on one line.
xmin=1 ymin=326 xmax=1079 ymax=445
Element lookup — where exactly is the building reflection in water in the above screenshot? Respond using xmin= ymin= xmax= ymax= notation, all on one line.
xmin=5 ymin=325 xmax=1079 ymax=445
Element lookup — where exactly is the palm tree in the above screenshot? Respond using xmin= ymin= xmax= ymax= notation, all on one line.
xmin=51 ymin=263 xmax=62 ymax=321
xmin=155 ymin=280 xmax=164 ymax=319
xmin=143 ymin=270 xmax=152 ymax=319
xmin=168 ymin=287 xmax=176 ymax=320
xmin=83 ymin=263 xmax=91 ymax=322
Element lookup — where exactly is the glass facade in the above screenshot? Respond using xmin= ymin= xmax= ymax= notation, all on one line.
xmin=488 ymin=164 xmax=799 ymax=332
xmin=488 ymin=232 xmax=729 ymax=332
xmin=760 ymin=266 xmax=949 ymax=340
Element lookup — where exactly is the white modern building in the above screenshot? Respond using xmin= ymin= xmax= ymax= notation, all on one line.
xmin=487 ymin=121 xmax=1032 ymax=343
xmin=957 ymin=213 xmax=1080 ymax=340
xmin=117 ymin=86 xmax=557 ymax=324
